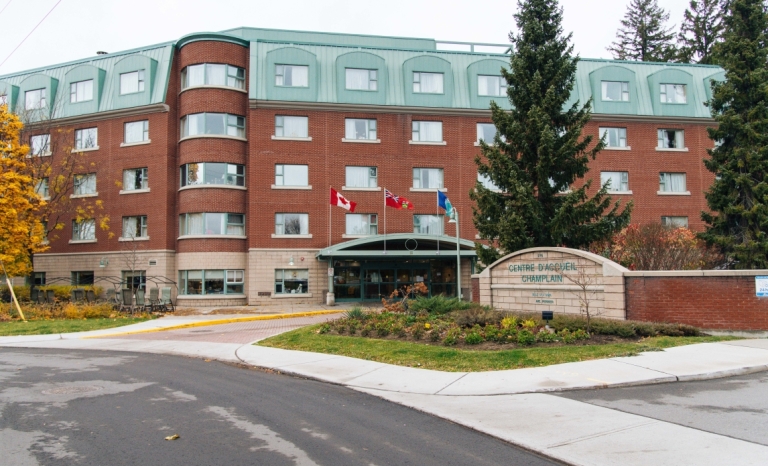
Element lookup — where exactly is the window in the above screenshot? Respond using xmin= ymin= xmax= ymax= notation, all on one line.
xmin=122 ymin=215 xmax=148 ymax=238
xmin=182 ymin=64 xmax=245 ymax=90
xmin=274 ymin=165 xmax=308 ymax=187
xmin=413 ymin=168 xmax=444 ymax=189
xmin=345 ymin=166 xmax=377 ymax=188
xmin=72 ymin=219 xmax=96 ymax=241
xmin=71 ymin=271 xmax=94 ymax=285
xmin=275 ymin=269 xmax=308 ymax=294
xmin=275 ymin=213 xmax=309 ymax=235
xmin=70 ymin=79 xmax=93 ymax=103
xmin=275 ymin=65 xmax=309 ymax=87
xmin=35 ymin=178 xmax=49 ymax=198
xmin=122 ymin=270 xmax=146 ymax=292
xmin=30 ymin=134 xmax=50 ymax=156
xmin=477 ymin=123 xmax=498 ymax=144
xmin=600 ymin=171 xmax=629 ymax=192
xmin=179 ymin=213 xmax=245 ymax=236
xmin=32 ymin=272 xmax=46 ymax=286
xmin=599 ymin=127 xmax=627 ymax=148
xmin=346 ymin=214 xmax=378 ymax=235
xmin=413 ymin=215 xmax=444 ymax=236
xmin=661 ymin=216 xmax=689 ymax=228
xmin=124 ymin=120 xmax=149 ymax=143
xmin=477 ymin=75 xmax=507 ymax=96
xmin=181 ymin=163 xmax=244 ymax=187
xmin=411 ymin=121 xmax=443 ymax=142
xmin=659 ymin=173 xmax=687 ymax=193
xmin=120 ymin=70 xmax=145 ymax=95
xmin=601 ymin=81 xmax=629 ymax=101
xmin=660 ymin=84 xmax=687 ymax=103
xmin=179 ymin=270 xmax=244 ymax=295
xmin=344 ymin=119 xmax=377 ymax=140
xmin=73 ymin=173 xmax=97 ymax=196
xmin=548 ymin=177 xmax=570 ymax=193
xmin=658 ymin=129 xmax=685 ymax=149
xmin=477 ymin=173 xmax=499 ymax=191
xmin=413 ymin=72 xmax=443 ymax=94
xmin=0 ymin=93 xmax=7 ymax=106
xmin=25 ymin=89 xmax=46 ymax=110
xmin=345 ymin=68 xmax=377 ymax=91
xmin=274 ymin=116 xmax=308 ymax=138
xmin=123 ymin=168 xmax=148 ymax=191
xmin=74 ymin=128 xmax=98 ymax=150
xmin=181 ymin=113 xmax=245 ymax=138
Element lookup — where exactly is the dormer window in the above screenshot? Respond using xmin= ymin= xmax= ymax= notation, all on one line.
xmin=275 ymin=65 xmax=308 ymax=87
xmin=25 ymin=89 xmax=46 ymax=110
xmin=601 ymin=81 xmax=629 ymax=101
xmin=70 ymin=80 xmax=93 ymax=103
xmin=345 ymin=68 xmax=377 ymax=91
xmin=413 ymin=72 xmax=443 ymax=94
xmin=477 ymin=75 xmax=507 ymax=97
xmin=120 ymin=70 xmax=145 ymax=95
xmin=660 ymin=84 xmax=686 ymax=104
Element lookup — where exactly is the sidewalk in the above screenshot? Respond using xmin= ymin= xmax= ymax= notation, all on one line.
xmin=2 ymin=316 xmax=767 ymax=465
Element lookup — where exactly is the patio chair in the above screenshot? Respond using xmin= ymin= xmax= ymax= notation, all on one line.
xmin=160 ymin=287 xmax=175 ymax=312
xmin=30 ymin=287 xmax=40 ymax=304
xmin=135 ymin=289 xmax=152 ymax=313
xmin=45 ymin=290 xmax=57 ymax=307
xmin=86 ymin=289 xmax=97 ymax=303
xmin=148 ymin=288 xmax=160 ymax=311
xmin=105 ymin=288 xmax=116 ymax=305
xmin=71 ymin=288 xmax=85 ymax=303
xmin=119 ymin=289 xmax=135 ymax=313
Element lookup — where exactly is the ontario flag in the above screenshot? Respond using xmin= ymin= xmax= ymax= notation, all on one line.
xmin=330 ymin=187 xmax=356 ymax=212
xmin=385 ymin=189 xmax=414 ymax=210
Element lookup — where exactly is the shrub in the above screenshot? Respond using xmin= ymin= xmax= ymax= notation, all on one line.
xmin=317 ymin=324 xmax=330 ymax=334
xmin=428 ymin=328 xmax=442 ymax=342
xmin=360 ymin=324 xmax=374 ymax=337
xmin=452 ymin=306 xmax=505 ymax=327
xmin=500 ymin=316 xmax=518 ymax=329
xmin=521 ymin=319 xmax=537 ymax=330
xmin=517 ymin=329 xmax=535 ymax=346
xmin=408 ymin=295 xmax=471 ymax=315
xmin=615 ymin=325 xmax=636 ymax=338
xmin=442 ymin=327 xmax=461 ymax=346
xmin=536 ymin=330 xmax=559 ymax=343
xmin=393 ymin=325 xmax=406 ymax=338
xmin=375 ymin=323 xmax=390 ymax=337
xmin=464 ymin=332 xmax=484 ymax=345
xmin=484 ymin=324 xmax=500 ymax=341
xmin=411 ymin=325 xmax=424 ymax=340
xmin=559 ymin=328 xmax=576 ymax=344
xmin=345 ymin=306 xmax=367 ymax=320
xmin=573 ymin=329 xmax=591 ymax=340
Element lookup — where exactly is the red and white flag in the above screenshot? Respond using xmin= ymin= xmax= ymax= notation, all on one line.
xmin=330 ymin=187 xmax=356 ymax=212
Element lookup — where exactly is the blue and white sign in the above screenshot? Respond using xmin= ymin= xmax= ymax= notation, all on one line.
xmin=757 ymin=276 xmax=768 ymax=297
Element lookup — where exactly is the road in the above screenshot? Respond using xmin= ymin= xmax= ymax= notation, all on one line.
xmin=0 ymin=348 xmax=558 ymax=466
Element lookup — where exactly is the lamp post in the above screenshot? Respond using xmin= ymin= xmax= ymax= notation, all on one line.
xmin=448 ymin=209 xmax=461 ymax=300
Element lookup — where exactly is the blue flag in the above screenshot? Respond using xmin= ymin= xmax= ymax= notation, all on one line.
xmin=437 ymin=191 xmax=453 ymax=216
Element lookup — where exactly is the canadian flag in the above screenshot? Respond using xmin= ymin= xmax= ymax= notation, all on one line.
xmin=330 ymin=187 xmax=357 ymax=212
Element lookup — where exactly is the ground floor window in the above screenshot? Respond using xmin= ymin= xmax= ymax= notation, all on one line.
xmin=122 ymin=270 xmax=146 ymax=291
xmin=275 ymin=269 xmax=308 ymax=294
xmin=179 ymin=269 xmax=244 ymax=295
xmin=71 ymin=271 xmax=94 ymax=285
xmin=28 ymin=272 xmax=46 ymax=286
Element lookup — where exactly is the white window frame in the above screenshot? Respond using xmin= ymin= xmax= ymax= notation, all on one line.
xmin=72 ymin=219 xmax=96 ymax=241
xmin=413 ymin=214 xmax=444 ymax=236
xmin=658 ymin=173 xmax=689 ymax=195
xmin=599 ymin=127 xmax=628 ymax=149
xmin=477 ymin=173 xmax=499 ymax=191
xmin=123 ymin=120 xmax=149 ymax=144
xmin=661 ymin=216 xmax=689 ymax=228
xmin=344 ymin=166 xmax=378 ymax=189
xmin=73 ymin=173 xmax=97 ymax=196
xmin=345 ymin=213 xmax=378 ymax=236
xmin=121 ymin=215 xmax=148 ymax=239
xmin=275 ymin=64 xmax=309 ymax=87
xmin=412 ymin=72 xmax=444 ymax=94
xmin=274 ymin=213 xmax=310 ymax=237
xmin=180 ymin=163 xmax=245 ymax=188
xmin=345 ymin=68 xmax=377 ymax=91
xmin=25 ymin=88 xmax=46 ymax=110
xmin=274 ymin=115 xmax=310 ymax=139
xmin=343 ymin=118 xmax=377 ymax=141
xmin=274 ymin=269 xmax=309 ymax=295
xmin=181 ymin=113 xmax=245 ymax=139
xmin=601 ymin=81 xmax=629 ymax=102
xmin=274 ymin=164 xmax=310 ymax=188
xmin=179 ymin=213 xmax=245 ymax=237
xmin=411 ymin=121 xmax=444 ymax=144
xmin=476 ymin=123 xmax=500 ymax=145
xmin=120 ymin=70 xmax=145 ymax=95
xmin=122 ymin=168 xmax=148 ymax=192
xmin=660 ymin=83 xmax=687 ymax=104
xmin=182 ymin=64 xmax=245 ymax=90
xmin=657 ymin=129 xmax=686 ymax=151
xmin=70 ymin=79 xmax=93 ymax=103
xmin=35 ymin=178 xmax=49 ymax=199
xmin=412 ymin=167 xmax=444 ymax=190
xmin=74 ymin=128 xmax=98 ymax=150
xmin=600 ymin=171 xmax=630 ymax=193
xmin=477 ymin=75 xmax=507 ymax=97
xmin=30 ymin=134 xmax=51 ymax=156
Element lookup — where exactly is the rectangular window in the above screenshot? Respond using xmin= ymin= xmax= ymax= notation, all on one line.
xmin=182 ymin=64 xmax=245 ymax=89
xmin=413 ymin=168 xmax=444 ymax=189
xmin=227 ymin=65 xmax=246 ymax=89
xmin=124 ymin=120 xmax=149 ymax=143
xmin=657 ymin=129 xmax=685 ymax=149
xmin=25 ymin=88 xmax=46 ymax=110
xmin=73 ymin=173 xmax=97 ymax=195
xmin=660 ymin=84 xmax=687 ymax=103
xmin=345 ymin=214 xmax=378 ymax=235
xmin=181 ymin=113 xmax=244 ymax=138
xmin=477 ymin=173 xmax=498 ymax=191
xmin=601 ymin=81 xmax=629 ymax=101
xmin=476 ymin=123 xmax=498 ymax=144
xmin=120 ymin=70 xmax=145 ymax=95
xmin=32 ymin=272 xmax=46 ymax=286
xmin=661 ymin=216 xmax=689 ymax=228
xmin=413 ymin=72 xmax=444 ymax=94
xmin=71 ymin=271 xmax=94 ymax=285
xmin=411 ymin=121 xmax=443 ymax=142
xmin=122 ymin=215 xmax=148 ymax=238
xmin=275 ymin=116 xmax=309 ymax=138
xmin=74 ymin=127 xmax=98 ymax=149
xmin=70 ymin=79 xmax=93 ymax=103
xmin=659 ymin=173 xmax=687 ymax=192
xmin=123 ymin=168 xmax=148 ymax=191
xmin=181 ymin=163 xmax=244 ymax=187
xmin=413 ymin=214 xmax=444 ymax=236
xmin=345 ymin=68 xmax=377 ymax=91
xmin=226 ymin=270 xmax=244 ymax=294
xmin=345 ymin=166 xmax=377 ymax=188
xmin=344 ymin=118 xmax=377 ymax=140
xmin=179 ymin=213 xmax=244 ymax=236
xmin=600 ymin=171 xmax=629 ymax=192
xmin=35 ymin=178 xmax=49 ymax=198
xmin=179 ymin=269 xmax=245 ymax=295
xmin=0 ymin=93 xmax=7 ymax=106
xmin=599 ymin=127 xmax=627 ymax=148
xmin=275 ymin=65 xmax=309 ymax=87
xmin=477 ymin=75 xmax=507 ymax=96
xmin=274 ymin=269 xmax=309 ymax=294
xmin=275 ymin=164 xmax=309 ymax=186
xmin=275 ymin=213 xmax=309 ymax=235
xmin=72 ymin=219 xmax=96 ymax=241
xmin=30 ymin=134 xmax=50 ymax=156
xmin=122 ymin=270 xmax=146 ymax=292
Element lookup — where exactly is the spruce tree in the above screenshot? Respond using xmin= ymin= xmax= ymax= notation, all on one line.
xmin=701 ymin=0 xmax=768 ymax=269
xmin=677 ymin=0 xmax=726 ymax=64
xmin=471 ymin=0 xmax=632 ymax=265
xmin=607 ymin=0 xmax=677 ymax=61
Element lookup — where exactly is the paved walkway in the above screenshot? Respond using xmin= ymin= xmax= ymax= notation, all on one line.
xmin=2 ymin=315 xmax=768 ymax=465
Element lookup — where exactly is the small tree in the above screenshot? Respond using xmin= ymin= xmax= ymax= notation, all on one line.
xmin=607 ymin=0 xmax=678 ymax=61
xmin=558 ymin=259 xmax=604 ymax=334
xmin=700 ymin=0 xmax=768 ymax=269
xmin=118 ymin=232 xmax=146 ymax=292
xmin=676 ymin=0 xmax=726 ymax=64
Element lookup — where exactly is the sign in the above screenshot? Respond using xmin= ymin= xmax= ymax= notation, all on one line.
xmin=508 ymin=261 xmax=576 ymax=283
xmin=328 ymin=267 xmax=334 ymax=277
xmin=757 ymin=276 xmax=768 ymax=297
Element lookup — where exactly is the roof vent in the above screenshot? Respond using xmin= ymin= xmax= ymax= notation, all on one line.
xmin=96 ymin=51 xmax=108 ymax=55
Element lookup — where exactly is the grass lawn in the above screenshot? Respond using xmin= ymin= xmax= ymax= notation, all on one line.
xmin=0 ymin=317 xmax=152 ymax=336
xmin=259 ymin=325 xmax=739 ymax=372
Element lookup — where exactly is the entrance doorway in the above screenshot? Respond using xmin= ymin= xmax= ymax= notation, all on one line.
xmin=333 ymin=259 xmax=458 ymax=301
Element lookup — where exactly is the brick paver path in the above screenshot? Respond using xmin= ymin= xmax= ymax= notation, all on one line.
xmin=112 ymin=314 xmax=342 ymax=344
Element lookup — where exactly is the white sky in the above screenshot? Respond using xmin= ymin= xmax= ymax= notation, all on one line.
xmin=0 ymin=0 xmax=692 ymax=75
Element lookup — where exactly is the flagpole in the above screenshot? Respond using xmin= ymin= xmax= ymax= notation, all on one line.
xmin=436 ymin=190 xmax=440 ymax=255
xmin=328 ymin=189 xmax=331 ymax=248
xmin=383 ymin=188 xmax=387 ymax=254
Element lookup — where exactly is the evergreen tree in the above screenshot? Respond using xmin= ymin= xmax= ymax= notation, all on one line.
xmin=701 ymin=0 xmax=768 ymax=269
xmin=471 ymin=0 xmax=632 ymax=265
xmin=607 ymin=0 xmax=677 ymax=61
xmin=677 ymin=0 xmax=726 ymax=64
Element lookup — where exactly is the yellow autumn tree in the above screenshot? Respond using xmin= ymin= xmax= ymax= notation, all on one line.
xmin=0 ymin=103 xmax=48 ymax=277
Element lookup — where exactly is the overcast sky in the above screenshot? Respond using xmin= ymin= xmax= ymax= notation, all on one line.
xmin=0 ymin=0 xmax=693 ymax=75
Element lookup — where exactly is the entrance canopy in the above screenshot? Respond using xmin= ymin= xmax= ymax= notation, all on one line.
xmin=316 ymin=234 xmax=478 ymax=260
